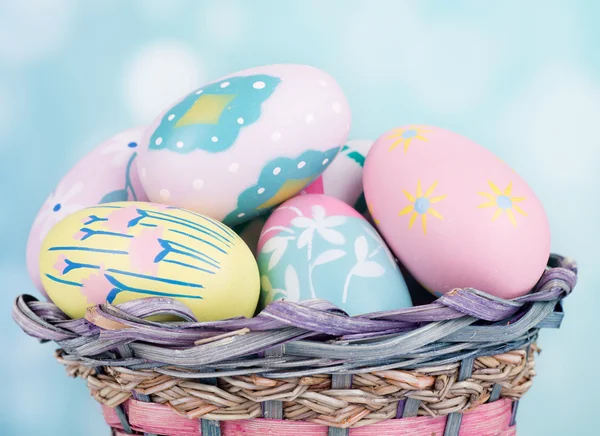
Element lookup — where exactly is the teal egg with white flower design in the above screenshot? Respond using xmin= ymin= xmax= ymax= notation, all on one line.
xmin=137 ymin=64 xmax=351 ymax=227
xmin=257 ymin=194 xmax=412 ymax=315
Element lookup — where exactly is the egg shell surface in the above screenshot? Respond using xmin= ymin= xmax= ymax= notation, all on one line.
xmin=39 ymin=202 xmax=260 ymax=320
xmin=363 ymin=125 xmax=550 ymax=299
xmin=26 ymin=127 xmax=148 ymax=296
xmin=300 ymin=139 xmax=372 ymax=214
xmin=137 ymin=64 xmax=351 ymax=226
xmin=257 ymin=194 xmax=412 ymax=315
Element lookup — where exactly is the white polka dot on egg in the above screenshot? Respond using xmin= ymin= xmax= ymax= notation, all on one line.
xmin=253 ymin=81 xmax=265 ymax=89
xmin=220 ymin=81 xmax=230 ymax=88
xmin=238 ymin=213 xmax=245 ymax=218
xmin=228 ymin=162 xmax=240 ymax=173
xmin=297 ymin=161 xmax=306 ymax=169
xmin=273 ymin=167 xmax=281 ymax=175
xmin=211 ymin=136 xmax=219 ymax=142
xmin=155 ymin=137 xmax=163 ymax=145
xmin=237 ymin=117 xmax=244 ymax=124
xmin=195 ymin=90 xmax=203 ymax=95
xmin=192 ymin=179 xmax=204 ymax=190
xmin=176 ymin=141 xmax=184 ymax=148
xmin=168 ymin=114 xmax=175 ymax=121
xmin=322 ymin=158 xmax=329 ymax=165
xmin=159 ymin=189 xmax=171 ymax=200
xmin=257 ymin=187 xmax=265 ymax=194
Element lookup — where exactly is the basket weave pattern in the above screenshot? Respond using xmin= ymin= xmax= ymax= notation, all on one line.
xmin=61 ymin=346 xmax=535 ymax=423
xmin=12 ymin=255 xmax=577 ymax=435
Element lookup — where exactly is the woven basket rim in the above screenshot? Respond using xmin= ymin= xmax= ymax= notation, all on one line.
xmin=12 ymin=254 xmax=576 ymax=375
xmin=11 ymin=254 xmax=576 ymax=433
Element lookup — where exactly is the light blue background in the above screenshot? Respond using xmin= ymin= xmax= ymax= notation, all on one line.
xmin=0 ymin=1 xmax=596 ymax=434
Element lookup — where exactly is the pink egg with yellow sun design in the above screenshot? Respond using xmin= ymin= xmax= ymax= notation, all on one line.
xmin=363 ymin=125 xmax=550 ymax=299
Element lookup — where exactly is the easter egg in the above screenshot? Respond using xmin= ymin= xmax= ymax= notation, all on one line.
xmin=39 ymin=202 xmax=259 ymax=320
xmin=137 ymin=64 xmax=351 ymax=227
xmin=364 ymin=125 xmax=550 ymax=299
xmin=257 ymin=194 xmax=412 ymax=315
xmin=26 ymin=128 xmax=148 ymax=297
xmin=300 ymin=139 xmax=372 ymax=214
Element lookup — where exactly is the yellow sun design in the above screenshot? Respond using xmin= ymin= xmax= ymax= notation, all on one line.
xmin=367 ymin=205 xmax=380 ymax=225
xmin=386 ymin=127 xmax=430 ymax=153
xmin=398 ymin=180 xmax=446 ymax=235
xmin=478 ymin=181 xmax=526 ymax=227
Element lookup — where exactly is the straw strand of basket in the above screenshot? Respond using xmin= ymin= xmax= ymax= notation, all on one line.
xmin=442 ymin=356 xmax=475 ymax=436
xmin=328 ymin=374 xmax=353 ymax=435
xmin=120 ymin=344 xmax=158 ymax=436
xmin=199 ymin=369 xmax=222 ymax=436
xmin=68 ymin=347 xmax=536 ymax=428
xmin=262 ymin=345 xmax=284 ymax=420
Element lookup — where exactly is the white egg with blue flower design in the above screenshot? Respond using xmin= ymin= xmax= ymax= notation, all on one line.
xmin=257 ymin=194 xmax=412 ymax=315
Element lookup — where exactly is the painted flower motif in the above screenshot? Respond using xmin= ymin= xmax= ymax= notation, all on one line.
xmin=261 ymin=264 xmax=300 ymax=304
xmin=261 ymin=235 xmax=295 ymax=271
xmin=99 ymin=136 xmax=139 ymax=166
xmin=53 ymin=254 xmax=69 ymax=275
xmin=386 ymin=126 xmax=430 ymax=153
xmin=33 ymin=181 xmax=85 ymax=242
xmin=478 ymin=181 xmax=526 ymax=227
xmin=104 ymin=206 xmax=143 ymax=233
xmin=128 ymin=226 xmax=164 ymax=275
xmin=308 ymin=248 xmax=347 ymax=298
xmin=352 ymin=236 xmax=385 ymax=277
xmin=291 ymin=205 xmax=346 ymax=259
xmin=399 ymin=180 xmax=446 ymax=235
xmin=342 ymin=236 xmax=385 ymax=303
xmin=81 ymin=267 xmax=113 ymax=305
xmin=363 ymin=224 xmax=397 ymax=266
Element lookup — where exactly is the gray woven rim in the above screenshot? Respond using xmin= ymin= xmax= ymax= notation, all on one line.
xmin=12 ymin=254 xmax=576 ymax=379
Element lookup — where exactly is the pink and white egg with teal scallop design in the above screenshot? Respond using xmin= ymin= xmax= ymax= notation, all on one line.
xmin=257 ymin=194 xmax=412 ymax=316
xmin=26 ymin=127 xmax=148 ymax=297
xmin=136 ymin=64 xmax=351 ymax=227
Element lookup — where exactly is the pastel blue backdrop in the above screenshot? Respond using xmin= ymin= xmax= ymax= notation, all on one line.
xmin=0 ymin=1 xmax=597 ymax=434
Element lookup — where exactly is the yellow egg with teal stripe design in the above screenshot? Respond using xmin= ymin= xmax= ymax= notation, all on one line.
xmin=39 ymin=202 xmax=260 ymax=321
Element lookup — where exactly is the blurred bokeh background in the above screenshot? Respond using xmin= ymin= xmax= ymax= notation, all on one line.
xmin=1 ymin=0 xmax=597 ymax=434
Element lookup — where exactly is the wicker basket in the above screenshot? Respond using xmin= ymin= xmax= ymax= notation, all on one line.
xmin=12 ymin=254 xmax=577 ymax=436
